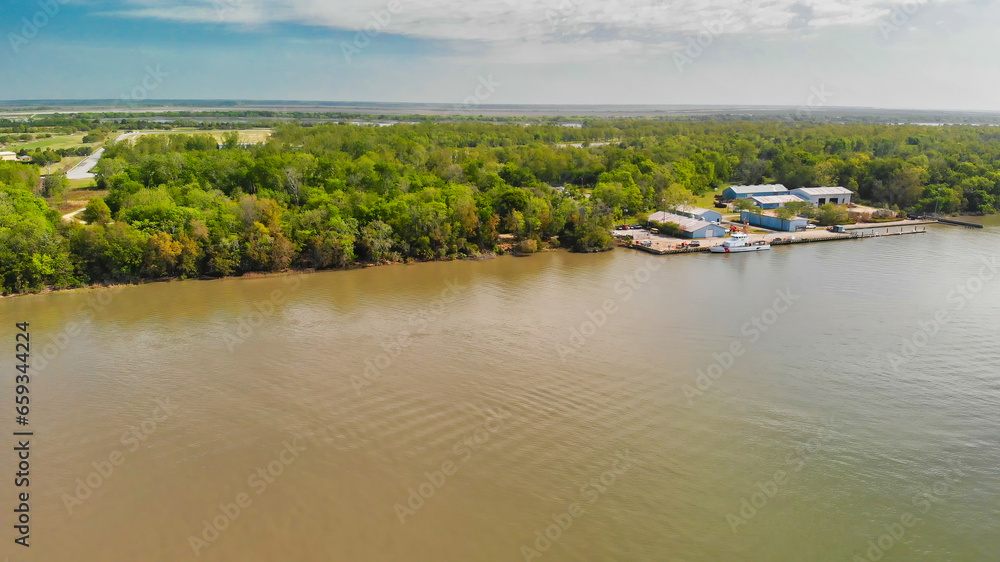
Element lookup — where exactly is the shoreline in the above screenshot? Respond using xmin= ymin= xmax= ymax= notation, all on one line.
xmin=0 ymin=248 xmax=577 ymax=301
xmin=3 ymin=217 xmax=987 ymax=300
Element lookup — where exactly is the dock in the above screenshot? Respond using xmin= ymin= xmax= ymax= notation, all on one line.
xmin=936 ymin=218 xmax=984 ymax=229
xmin=624 ymin=223 xmax=930 ymax=256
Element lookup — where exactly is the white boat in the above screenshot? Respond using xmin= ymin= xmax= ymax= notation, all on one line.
xmin=709 ymin=232 xmax=771 ymax=253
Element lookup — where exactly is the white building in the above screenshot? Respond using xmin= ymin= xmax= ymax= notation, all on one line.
xmin=790 ymin=187 xmax=853 ymax=206
xmin=0 ymin=151 xmax=18 ymax=161
xmin=674 ymin=205 xmax=723 ymax=223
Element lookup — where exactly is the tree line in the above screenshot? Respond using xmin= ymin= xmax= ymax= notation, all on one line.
xmin=3 ymin=120 xmax=1000 ymax=295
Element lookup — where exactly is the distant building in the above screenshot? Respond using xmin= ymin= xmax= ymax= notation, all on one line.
xmin=649 ymin=211 xmax=728 ymax=239
xmin=674 ymin=205 xmax=723 ymax=223
xmin=0 ymin=151 xmax=17 ymax=161
xmin=217 ymin=143 xmax=259 ymax=149
xmin=751 ymin=194 xmax=808 ymax=210
xmin=722 ymin=184 xmax=788 ymax=200
xmin=741 ymin=211 xmax=808 ymax=232
xmin=790 ymin=187 xmax=853 ymax=206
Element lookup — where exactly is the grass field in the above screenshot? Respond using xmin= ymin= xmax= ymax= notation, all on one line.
xmin=50 ymin=187 xmax=108 ymax=214
xmin=3 ymin=133 xmax=96 ymax=152
xmin=68 ymin=177 xmax=97 ymax=190
xmin=688 ymin=188 xmax=724 ymax=209
xmin=4 ymin=128 xmax=271 ymax=160
xmin=121 ymin=129 xmax=273 ymax=144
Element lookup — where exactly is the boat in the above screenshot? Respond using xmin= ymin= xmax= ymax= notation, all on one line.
xmin=709 ymin=231 xmax=771 ymax=253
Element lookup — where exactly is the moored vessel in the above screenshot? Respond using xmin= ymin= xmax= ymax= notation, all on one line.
xmin=709 ymin=231 xmax=771 ymax=253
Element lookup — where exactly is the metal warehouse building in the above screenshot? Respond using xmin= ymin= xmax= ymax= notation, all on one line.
xmin=649 ymin=211 xmax=728 ymax=239
xmin=722 ymin=184 xmax=788 ymax=200
xmin=674 ymin=205 xmax=723 ymax=223
xmin=790 ymin=187 xmax=853 ymax=206
xmin=740 ymin=211 xmax=808 ymax=232
xmin=751 ymin=194 xmax=807 ymax=210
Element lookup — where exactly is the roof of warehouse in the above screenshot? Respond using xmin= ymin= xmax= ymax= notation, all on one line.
xmin=726 ymin=184 xmax=788 ymax=194
xmin=675 ymin=205 xmax=718 ymax=216
xmin=751 ymin=194 xmax=807 ymax=205
xmin=648 ymin=211 xmax=721 ymax=233
xmin=792 ymin=186 xmax=854 ymax=196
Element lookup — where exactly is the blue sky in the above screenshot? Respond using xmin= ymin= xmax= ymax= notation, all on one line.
xmin=1 ymin=0 xmax=999 ymax=110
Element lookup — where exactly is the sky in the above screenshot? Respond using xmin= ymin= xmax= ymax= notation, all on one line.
xmin=1 ymin=0 xmax=999 ymax=111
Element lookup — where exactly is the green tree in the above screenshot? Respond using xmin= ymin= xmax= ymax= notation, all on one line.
xmin=784 ymin=200 xmax=814 ymax=218
xmin=774 ymin=207 xmax=795 ymax=220
xmin=42 ymin=174 xmax=69 ymax=198
xmin=816 ymin=203 xmax=850 ymax=226
xmin=661 ymin=183 xmax=694 ymax=211
xmin=81 ymin=197 xmax=112 ymax=225
xmin=358 ymin=220 xmax=394 ymax=262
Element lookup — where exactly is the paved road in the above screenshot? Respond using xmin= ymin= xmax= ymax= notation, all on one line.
xmin=64 ymin=132 xmax=143 ymax=180
xmin=66 ymin=147 xmax=105 ymax=180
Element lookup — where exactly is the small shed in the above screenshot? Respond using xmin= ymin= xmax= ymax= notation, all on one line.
xmin=722 ymin=184 xmax=788 ymax=200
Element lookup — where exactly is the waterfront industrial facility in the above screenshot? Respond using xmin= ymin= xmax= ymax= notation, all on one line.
xmin=614 ymin=183 xmax=975 ymax=255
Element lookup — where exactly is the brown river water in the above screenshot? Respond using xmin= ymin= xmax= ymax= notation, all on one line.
xmin=1 ymin=219 xmax=999 ymax=561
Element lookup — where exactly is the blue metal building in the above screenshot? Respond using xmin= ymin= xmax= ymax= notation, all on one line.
xmin=740 ymin=211 xmax=808 ymax=232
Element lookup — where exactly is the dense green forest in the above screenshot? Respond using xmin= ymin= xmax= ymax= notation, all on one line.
xmin=3 ymin=120 xmax=1000 ymax=295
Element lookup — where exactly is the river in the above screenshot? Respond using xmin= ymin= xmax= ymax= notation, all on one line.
xmin=1 ymin=220 xmax=998 ymax=561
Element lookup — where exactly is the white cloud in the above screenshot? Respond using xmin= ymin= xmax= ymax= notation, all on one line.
xmin=93 ymin=0 xmax=977 ymax=65
xmin=103 ymin=0 xmax=969 ymax=43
